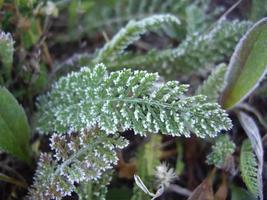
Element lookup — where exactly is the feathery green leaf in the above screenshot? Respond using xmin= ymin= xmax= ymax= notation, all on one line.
xmin=106 ymin=20 xmax=251 ymax=77
xmin=28 ymin=130 xmax=128 ymax=199
xmin=37 ymin=63 xmax=232 ymax=138
xmin=95 ymin=14 xmax=181 ymax=62
xmin=240 ymin=139 xmax=259 ymax=197
xmin=197 ymin=63 xmax=227 ymax=102
xmin=206 ymin=135 xmax=235 ymax=168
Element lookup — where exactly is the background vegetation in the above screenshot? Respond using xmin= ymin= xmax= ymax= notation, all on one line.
xmin=0 ymin=0 xmax=267 ymax=199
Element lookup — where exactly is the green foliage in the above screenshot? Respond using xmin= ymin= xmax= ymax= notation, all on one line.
xmin=196 ymin=63 xmax=227 ymax=102
xmin=0 ymin=31 xmax=14 ymax=81
xmin=175 ymin=139 xmax=184 ymax=176
xmin=185 ymin=0 xmax=222 ymax=34
xmin=140 ymin=135 xmax=161 ymax=177
xmin=15 ymin=0 xmax=36 ymax=8
xmin=67 ymin=1 xmax=93 ymax=28
xmin=105 ymin=20 xmax=251 ymax=77
xmin=59 ymin=0 xmax=225 ymax=43
xmin=57 ymin=15 xmax=251 ymax=81
xmin=37 ymin=63 xmax=232 ymax=138
xmin=238 ymin=111 xmax=263 ymax=200
xmin=220 ymin=17 xmax=267 ymax=109
xmin=28 ymin=131 xmax=128 ymax=199
xmin=57 ymin=0 xmax=188 ymax=42
xmin=33 ymin=62 xmax=232 ymax=198
xmin=240 ymin=139 xmax=259 ymax=197
xmin=231 ymin=185 xmax=257 ymax=200
xmin=249 ymin=0 xmax=267 ymax=21
xmin=206 ymin=135 xmax=235 ymax=168
xmin=131 ymin=135 xmax=161 ymax=200
xmin=131 ymin=180 xmax=151 ymax=200
xmin=88 ymin=0 xmax=186 ymax=33
xmin=107 ymin=187 xmax=133 ymax=200
xmin=1 ymin=0 xmax=266 ymax=199
xmin=20 ymin=17 xmax=40 ymax=49
xmin=95 ymin=14 xmax=181 ymax=62
xmin=0 ymin=87 xmax=30 ymax=162
xmin=30 ymin=64 xmax=49 ymax=96
xmin=76 ymin=171 xmax=113 ymax=200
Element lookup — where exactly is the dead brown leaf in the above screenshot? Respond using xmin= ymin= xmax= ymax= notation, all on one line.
xmin=214 ymin=173 xmax=228 ymax=200
xmin=187 ymin=169 xmax=216 ymax=200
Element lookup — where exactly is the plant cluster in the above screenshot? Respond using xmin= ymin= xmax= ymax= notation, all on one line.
xmin=0 ymin=0 xmax=266 ymax=200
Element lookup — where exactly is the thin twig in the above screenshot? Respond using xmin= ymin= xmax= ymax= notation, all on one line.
xmin=217 ymin=0 xmax=243 ymax=23
xmin=208 ymin=0 xmax=243 ymax=31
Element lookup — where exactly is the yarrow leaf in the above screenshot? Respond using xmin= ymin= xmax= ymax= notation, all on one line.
xmin=206 ymin=135 xmax=235 ymax=169
xmin=28 ymin=130 xmax=128 ymax=199
xmin=37 ymin=63 xmax=232 ymax=138
xmin=196 ymin=63 xmax=227 ymax=102
xmin=240 ymin=139 xmax=260 ymax=197
xmin=95 ymin=14 xmax=181 ymax=62
xmin=105 ymin=20 xmax=251 ymax=77
xmin=238 ymin=112 xmax=263 ymax=199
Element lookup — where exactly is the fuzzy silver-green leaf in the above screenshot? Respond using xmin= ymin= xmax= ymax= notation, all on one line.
xmin=37 ymin=63 xmax=232 ymax=138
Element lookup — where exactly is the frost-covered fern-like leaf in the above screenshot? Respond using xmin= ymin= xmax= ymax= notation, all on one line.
xmin=59 ymin=19 xmax=250 ymax=78
xmin=0 ymin=31 xmax=14 ymax=80
xmin=107 ymin=20 xmax=251 ymax=77
xmin=240 ymin=139 xmax=259 ymax=197
xmin=95 ymin=14 xmax=181 ymax=62
xmin=28 ymin=130 xmax=128 ymax=199
xmin=206 ymin=135 xmax=235 ymax=169
xmin=238 ymin=112 xmax=263 ymax=199
xmin=196 ymin=63 xmax=227 ymax=102
xmin=37 ymin=63 xmax=232 ymax=138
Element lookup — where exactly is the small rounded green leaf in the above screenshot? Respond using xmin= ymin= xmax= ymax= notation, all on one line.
xmin=0 ymin=87 xmax=30 ymax=162
xmin=220 ymin=17 xmax=267 ymax=109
